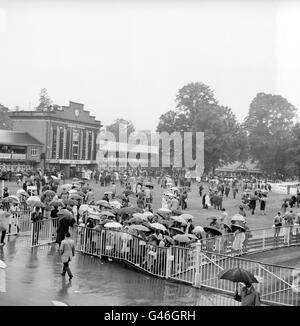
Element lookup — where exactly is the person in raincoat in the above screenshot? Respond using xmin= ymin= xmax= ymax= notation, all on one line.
xmin=231 ymin=227 xmax=246 ymax=254
xmin=0 ymin=205 xmax=10 ymax=245
xmin=56 ymin=214 xmax=76 ymax=247
xmin=59 ymin=232 xmax=75 ymax=280
xmin=234 ymin=282 xmax=261 ymax=306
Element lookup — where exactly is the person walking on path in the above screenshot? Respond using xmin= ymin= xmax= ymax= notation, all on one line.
xmin=234 ymin=282 xmax=261 ymax=306
xmin=0 ymin=205 xmax=10 ymax=246
xmin=59 ymin=232 xmax=75 ymax=280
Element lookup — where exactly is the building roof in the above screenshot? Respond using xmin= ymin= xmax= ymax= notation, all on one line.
xmin=0 ymin=130 xmax=43 ymax=146
xmin=9 ymin=101 xmax=102 ymax=128
xmin=215 ymin=160 xmax=262 ymax=173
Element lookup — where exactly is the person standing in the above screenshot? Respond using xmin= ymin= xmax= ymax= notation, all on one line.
xmin=234 ymin=282 xmax=261 ymax=306
xmin=0 ymin=206 xmax=10 ymax=245
xmin=31 ymin=207 xmax=43 ymax=245
xmin=273 ymin=212 xmax=282 ymax=244
xmin=59 ymin=232 xmax=75 ymax=280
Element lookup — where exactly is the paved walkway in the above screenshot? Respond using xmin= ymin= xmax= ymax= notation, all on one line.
xmin=0 ymin=235 xmax=237 ymax=306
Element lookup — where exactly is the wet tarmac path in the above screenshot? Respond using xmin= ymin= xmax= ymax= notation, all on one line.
xmin=0 ymin=235 xmax=236 ymax=306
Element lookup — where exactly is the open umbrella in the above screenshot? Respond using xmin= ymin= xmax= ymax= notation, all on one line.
xmin=145 ymin=182 xmax=154 ymax=188
xmin=68 ymin=189 xmax=78 ymax=195
xmin=26 ymin=196 xmax=41 ymax=206
xmin=133 ymin=212 xmax=147 ymax=220
xmin=231 ymin=224 xmax=246 ymax=232
xmin=69 ymin=194 xmax=83 ymax=201
xmin=244 ymin=189 xmax=252 ymax=193
xmin=57 ymin=209 xmax=74 ymax=219
xmin=157 ymin=207 xmax=172 ymax=214
xmin=7 ymin=195 xmax=20 ymax=203
xmin=192 ymin=226 xmax=205 ymax=234
xmin=173 ymin=234 xmax=191 ymax=243
xmin=61 ymin=184 xmax=72 ymax=191
xmin=169 ymin=227 xmax=185 ymax=234
xmin=78 ymin=204 xmax=89 ymax=215
xmin=49 ymin=199 xmax=64 ymax=207
xmin=171 ymin=209 xmax=183 ymax=216
xmin=104 ymin=222 xmax=122 ymax=229
xmin=110 ymin=201 xmax=122 ymax=209
xmin=143 ymin=211 xmax=154 ymax=219
xmin=180 ymin=213 xmax=194 ymax=221
xmin=218 ymin=267 xmax=259 ymax=284
xmin=170 ymin=216 xmax=187 ymax=225
xmin=128 ymin=216 xmax=144 ymax=224
xmin=72 ymin=177 xmax=80 ymax=181
xmin=32 ymin=201 xmax=46 ymax=208
xmin=149 ymin=223 xmax=167 ymax=232
xmin=157 ymin=219 xmax=172 ymax=227
xmin=128 ymin=224 xmax=150 ymax=232
xmin=63 ymin=199 xmax=77 ymax=206
xmin=51 ymin=175 xmax=58 ymax=180
xmin=203 ymin=226 xmax=222 ymax=236
xmin=231 ymin=214 xmax=245 ymax=223
xmin=104 ymin=191 xmax=113 ymax=195
xmin=16 ymin=189 xmax=29 ymax=197
xmin=163 ymin=235 xmax=175 ymax=245
xmin=187 ymin=234 xmax=198 ymax=241
xmin=43 ymin=190 xmax=56 ymax=197
xmin=96 ymin=200 xmax=111 ymax=208
xmin=99 ymin=211 xmax=115 ymax=218
xmin=119 ymin=207 xmax=143 ymax=215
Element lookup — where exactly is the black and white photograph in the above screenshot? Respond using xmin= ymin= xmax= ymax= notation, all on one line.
xmin=0 ymin=0 xmax=300 ymax=310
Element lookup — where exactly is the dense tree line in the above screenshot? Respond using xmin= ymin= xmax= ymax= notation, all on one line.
xmin=157 ymin=82 xmax=300 ymax=179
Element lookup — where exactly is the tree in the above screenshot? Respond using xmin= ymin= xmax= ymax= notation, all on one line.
xmin=0 ymin=104 xmax=12 ymax=130
xmin=156 ymin=82 xmax=244 ymax=172
xmin=36 ymin=88 xmax=53 ymax=111
xmin=285 ymin=123 xmax=300 ymax=178
xmin=106 ymin=118 xmax=136 ymax=142
xmin=244 ymin=92 xmax=297 ymax=176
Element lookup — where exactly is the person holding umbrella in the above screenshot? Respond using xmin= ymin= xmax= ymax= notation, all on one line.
xmin=234 ymin=282 xmax=261 ymax=306
xmin=231 ymin=224 xmax=246 ymax=255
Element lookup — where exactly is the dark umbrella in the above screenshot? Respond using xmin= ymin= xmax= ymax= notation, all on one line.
xmin=203 ymin=226 xmax=222 ymax=236
xmin=171 ymin=209 xmax=183 ymax=216
xmin=163 ymin=235 xmax=175 ymax=245
xmin=218 ymin=267 xmax=259 ymax=284
xmin=231 ymin=224 xmax=246 ymax=232
xmin=63 ymin=199 xmax=77 ymax=206
xmin=169 ymin=227 xmax=185 ymax=234
xmin=43 ymin=190 xmax=56 ymax=197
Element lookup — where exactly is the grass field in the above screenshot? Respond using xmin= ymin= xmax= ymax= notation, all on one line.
xmin=3 ymin=179 xmax=299 ymax=231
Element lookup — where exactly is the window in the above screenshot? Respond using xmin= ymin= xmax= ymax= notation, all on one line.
xmin=52 ymin=127 xmax=57 ymax=159
xmin=31 ymin=147 xmax=38 ymax=156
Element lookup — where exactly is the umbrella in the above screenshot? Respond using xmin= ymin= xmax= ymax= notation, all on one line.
xmin=16 ymin=189 xmax=29 ymax=197
xmin=43 ymin=190 xmax=56 ymax=197
xmin=231 ymin=224 xmax=246 ymax=232
xmin=104 ymin=191 xmax=113 ymax=195
xmin=157 ymin=207 xmax=172 ymax=213
xmin=57 ymin=209 xmax=74 ymax=220
xmin=231 ymin=214 xmax=245 ymax=222
xmin=104 ymin=222 xmax=122 ymax=229
xmin=192 ymin=226 xmax=205 ymax=234
xmin=7 ymin=195 xmax=20 ymax=203
xmin=171 ymin=209 xmax=183 ymax=216
xmin=51 ymin=175 xmax=58 ymax=180
xmin=26 ymin=196 xmax=41 ymax=205
xmin=157 ymin=219 xmax=172 ymax=227
xmin=78 ymin=204 xmax=89 ymax=215
xmin=73 ymin=178 xmax=80 ymax=181
xmin=163 ymin=235 xmax=175 ymax=245
xmin=99 ymin=211 xmax=115 ymax=218
xmin=187 ymin=234 xmax=198 ymax=240
xmin=218 ymin=267 xmax=259 ymax=284
xmin=68 ymin=189 xmax=78 ymax=195
xmin=143 ymin=211 xmax=154 ymax=219
xmin=32 ymin=201 xmax=46 ymax=208
xmin=69 ymin=194 xmax=83 ymax=200
xmin=132 ymin=213 xmax=147 ymax=220
xmin=203 ymin=226 xmax=222 ymax=236
xmin=63 ymin=199 xmax=77 ymax=206
xmin=0 ymin=197 xmax=12 ymax=203
xmin=49 ymin=200 xmax=65 ymax=207
xmin=119 ymin=207 xmax=143 ymax=215
xmin=149 ymin=223 xmax=167 ymax=232
xmin=145 ymin=182 xmax=154 ymax=188
xmin=15 ymin=173 xmax=22 ymax=177
xmin=173 ymin=234 xmax=191 ymax=243
xmin=61 ymin=184 xmax=72 ymax=191
xmin=110 ymin=201 xmax=122 ymax=208
xmin=222 ymin=223 xmax=232 ymax=232
xmin=128 ymin=224 xmax=150 ymax=232
xmin=169 ymin=227 xmax=185 ymax=234
xmin=244 ymin=189 xmax=252 ymax=193
xmin=180 ymin=213 xmax=194 ymax=221
xmin=170 ymin=216 xmax=188 ymax=225
xmin=206 ymin=216 xmax=218 ymax=221
xmin=96 ymin=200 xmax=111 ymax=208
xmin=128 ymin=216 xmax=144 ymax=224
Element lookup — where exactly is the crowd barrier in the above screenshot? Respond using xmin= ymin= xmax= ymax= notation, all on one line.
xmin=27 ymin=218 xmax=300 ymax=306
xmin=7 ymin=210 xmax=32 ymax=236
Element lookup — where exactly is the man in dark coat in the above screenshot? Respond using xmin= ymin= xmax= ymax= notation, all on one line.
xmin=56 ymin=216 xmax=76 ymax=247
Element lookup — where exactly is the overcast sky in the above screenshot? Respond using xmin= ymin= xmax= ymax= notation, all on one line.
xmin=0 ymin=0 xmax=300 ymax=130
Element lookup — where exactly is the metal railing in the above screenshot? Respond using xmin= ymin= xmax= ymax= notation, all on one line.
xmin=7 ymin=210 xmax=32 ymax=236
xmin=198 ymin=225 xmax=300 ymax=256
xmin=27 ymin=218 xmax=300 ymax=306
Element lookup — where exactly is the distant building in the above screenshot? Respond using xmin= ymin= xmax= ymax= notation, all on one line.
xmin=0 ymin=130 xmax=43 ymax=172
xmin=9 ymin=101 xmax=102 ymax=178
xmin=215 ymin=160 xmax=263 ymax=177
